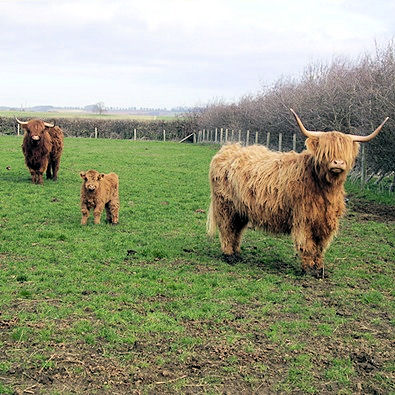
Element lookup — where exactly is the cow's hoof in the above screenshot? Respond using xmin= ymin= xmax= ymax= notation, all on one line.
xmin=302 ymin=266 xmax=327 ymax=279
xmin=223 ymin=253 xmax=242 ymax=265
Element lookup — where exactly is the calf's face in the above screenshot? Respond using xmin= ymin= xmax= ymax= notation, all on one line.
xmin=80 ymin=170 xmax=105 ymax=192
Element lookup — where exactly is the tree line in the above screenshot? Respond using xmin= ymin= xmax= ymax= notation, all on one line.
xmin=187 ymin=41 xmax=395 ymax=179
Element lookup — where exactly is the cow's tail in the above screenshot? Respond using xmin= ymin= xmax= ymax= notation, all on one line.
xmin=206 ymin=196 xmax=217 ymax=237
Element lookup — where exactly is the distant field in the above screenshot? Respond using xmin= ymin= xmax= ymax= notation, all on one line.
xmin=0 ymin=137 xmax=394 ymax=394
xmin=0 ymin=110 xmax=177 ymax=121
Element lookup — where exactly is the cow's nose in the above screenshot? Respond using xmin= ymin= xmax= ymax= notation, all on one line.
xmin=31 ymin=136 xmax=40 ymax=141
xmin=88 ymin=186 xmax=95 ymax=190
xmin=333 ymin=160 xmax=344 ymax=166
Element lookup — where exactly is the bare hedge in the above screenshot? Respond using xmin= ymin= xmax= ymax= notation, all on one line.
xmin=187 ymin=42 xmax=395 ymax=178
xmin=0 ymin=117 xmax=197 ymax=141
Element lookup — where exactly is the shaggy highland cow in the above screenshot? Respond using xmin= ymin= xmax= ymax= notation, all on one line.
xmin=17 ymin=118 xmax=64 ymax=184
xmin=80 ymin=170 xmax=120 ymax=225
xmin=207 ymin=109 xmax=388 ymax=277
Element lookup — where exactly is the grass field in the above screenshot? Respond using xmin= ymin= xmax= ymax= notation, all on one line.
xmin=0 ymin=136 xmax=394 ymax=394
xmin=0 ymin=110 xmax=176 ymax=121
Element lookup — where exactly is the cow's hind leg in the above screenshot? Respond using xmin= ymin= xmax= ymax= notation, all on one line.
xmin=51 ymin=157 xmax=61 ymax=181
xmin=107 ymin=198 xmax=119 ymax=225
xmin=215 ymin=201 xmax=248 ymax=264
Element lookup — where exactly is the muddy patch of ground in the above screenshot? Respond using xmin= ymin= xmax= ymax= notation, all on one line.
xmin=347 ymin=195 xmax=395 ymax=223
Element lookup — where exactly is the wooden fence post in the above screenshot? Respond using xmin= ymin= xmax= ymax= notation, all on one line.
xmin=266 ymin=132 xmax=270 ymax=148
xmin=231 ymin=130 xmax=234 ymax=142
xmin=133 ymin=128 xmax=137 ymax=140
xmin=94 ymin=127 xmax=98 ymax=139
xmin=193 ymin=133 xmax=196 ymax=144
xmin=361 ymin=144 xmax=366 ymax=187
xmin=278 ymin=133 xmax=282 ymax=151
xmin=238 ymin=130 xmax=241 ymax=143
xmin=246 ymin=130 xmax=250 ymax=146
xmin=215 ymin=128 xmax=218 ymax=143
xmin=17 ymin=124 xmax=20 ymax=136
xmin=292 ymin=133 xmax=296 ymax=151
xmin=225 ymin=128 xmax=228 ymax=143
xmin=163 ymin=129 xmax=166 ymax=142
xmin=220 ymin=128 xmax=223 ymax=144
xmin=255 ymin=131 xmax=258 ymax=144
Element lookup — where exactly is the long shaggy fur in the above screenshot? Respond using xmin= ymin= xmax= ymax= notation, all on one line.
xmin=80 ymin=170 xmax=120 ymax=225
xmin=21 ymin=119 xmax=64 ymax=184
xmin=208 ymin=132 xmax=360 ymax=276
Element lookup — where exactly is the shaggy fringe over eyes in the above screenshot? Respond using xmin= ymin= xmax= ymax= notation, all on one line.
xmin=306 ymin=132 xmax=359 ymax=169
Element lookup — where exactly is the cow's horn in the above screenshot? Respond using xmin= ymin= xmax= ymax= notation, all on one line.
xmin=290 ymin=109 xmax=324 ymax=138
xmin=349 ymin=117 xmax=389 ymax=142
xmin=15 ymin=117 xmax=28 ymax=125
xmin=44 ymin=121 xmax=55 ymax=128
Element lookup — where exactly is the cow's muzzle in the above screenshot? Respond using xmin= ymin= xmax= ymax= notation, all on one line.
xmin=329 ymin=160 xmax=346 ymax=174
xmin=88 ymin=186 xmax=96 ymax=191
xmin=31 ymin=136 xmax=40 ymax=141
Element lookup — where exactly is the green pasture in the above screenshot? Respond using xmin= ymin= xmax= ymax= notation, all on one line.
xmin=0 ymin=136 xmax=394 ymax=394
xmin=0 ymin=110 xmax=175 ymax=121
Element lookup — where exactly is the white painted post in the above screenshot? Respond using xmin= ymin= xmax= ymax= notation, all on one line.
xmin=278 ymin=133 xmax=282 ymax=151
xmin=246 ymin=130 xmax=250 ymax=146
xmin=163 ymin=129 xmax=166 ymax=142
xmin=293 ymin=133 xmax=296 ymax=151
xmin=238 ymin=130 xmax=241 ymax=143
xmin=134 ymin=128 xmax=137 ymax=140
xmin=17 ymin=124 xmax=20 ymax=136
xmin=220 ymin=128 xmax=223 ymax=144
xmin=225 ymin=128 xmax=228 ymax=143
xmin=215 ymin=128 xmax=218 ymax=143
xmin=266 ymin=132 xmax=270 ymax=148
xmin=94 ymin=127 xmax=98 ymax=139
xmin=255 ymin=131 xmax=258 ymax=144
xmin=231 ymin=130 xmax=234 ymax=142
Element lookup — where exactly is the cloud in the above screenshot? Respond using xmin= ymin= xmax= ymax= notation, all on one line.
xmin=0 ymin=0 xmax=393 ymax=108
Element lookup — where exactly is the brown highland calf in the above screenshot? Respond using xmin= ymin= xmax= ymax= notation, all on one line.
xmin=80 ymin=170 xmax=120 ymax=225
xmin=17 ymin=118 xmax=64 ymax=184
xmin=207 ymin=109 xmax=388 ymax=277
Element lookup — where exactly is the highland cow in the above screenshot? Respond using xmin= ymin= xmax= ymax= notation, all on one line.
xmin=207 ymin=109 xmax=388 ymax=277
xmin=80 ymin=170 xmax=120 ymax=225
xmin=17 ymin=118 xmax=64 ymax=184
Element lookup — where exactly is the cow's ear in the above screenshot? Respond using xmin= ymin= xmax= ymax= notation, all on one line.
xmin=305 ymin=137 xmax=319 ymax=154
xmin=80 ymin=171 xmax=86 ymax=179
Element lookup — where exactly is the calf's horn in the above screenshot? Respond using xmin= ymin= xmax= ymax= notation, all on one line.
xmin=290 ymin=109 xmax=324 ymax=138
xmin=44 ymin=121 xmax=55 ymax=128
xmin=349 ymin=117 xmax=389 ymax=142
xmin=15 ymin=117 xmax=28 ymax=125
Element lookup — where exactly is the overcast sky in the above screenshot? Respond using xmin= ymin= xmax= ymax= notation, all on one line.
xmin=0 ymin=0 xmax=394 ymax=109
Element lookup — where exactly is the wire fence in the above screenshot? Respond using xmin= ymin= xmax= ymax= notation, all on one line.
xmin=1 ymin=119 xmax=393 ymax=193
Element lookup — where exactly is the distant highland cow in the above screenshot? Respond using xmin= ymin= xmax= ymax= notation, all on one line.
xmin=17 ymin=118 xmax=64 ymax=184
xmin=207 ymin=109 xmax=388 ymax=277
xmin=80 ymin=170 xmax=120 ymax=225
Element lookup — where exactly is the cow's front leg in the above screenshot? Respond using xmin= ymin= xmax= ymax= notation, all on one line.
xmin=93 ymin=204 xmax=104 ymax=224
xmin=292 ymin=226 xmax=321 ymax=276
xmin=81 ymin=204 xmax=90 ymax=225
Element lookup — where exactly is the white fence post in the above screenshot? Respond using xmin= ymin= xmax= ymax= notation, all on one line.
xmin=94 ymin=127 xmax=98 ymax=139
xmin=225 ymin=128 xmax=228 ymax=143
xmin=278 ymin=132 xmax=282 ymax=151
xmin=246 ymin=130 xmax=250 ymax=146
xmin=255 ymin=131 xmax=258 ymax=144
xmin=163 ymin=129 xmax=166 ymax=142
xmin=292 ymin=133 xmax=296 ymax=151
xmin=134 ymin=128 xmax=137 ymax=140
xmin=17 ymin=124 xmax=20 ymax=136
xmin=215 ymin=128 xmax=218 ymax=143
xmin=266 ymin=132 xmax=270 ymax=147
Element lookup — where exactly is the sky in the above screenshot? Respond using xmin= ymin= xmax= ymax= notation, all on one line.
xmin=0 ymin=0 xmax=394 ymax=109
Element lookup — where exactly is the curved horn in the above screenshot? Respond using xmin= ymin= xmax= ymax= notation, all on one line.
xmin=290 ymin=109 xmax=324 ymax=138
xmin=349 ymin=117 xmax=389 ymax=142
xmin=15 ymin=117 xmax=28 ymax=125
xmin=43 ymin=121 xmax=55 ymax=128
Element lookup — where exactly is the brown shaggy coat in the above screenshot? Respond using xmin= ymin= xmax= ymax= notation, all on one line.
xmin=207 ymin=132 xmax=361 ymax=276
xmin=21 ymin=119 xmax=64 ymax=184
xmin=80 ymin=170 xmax=120 ymax=225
